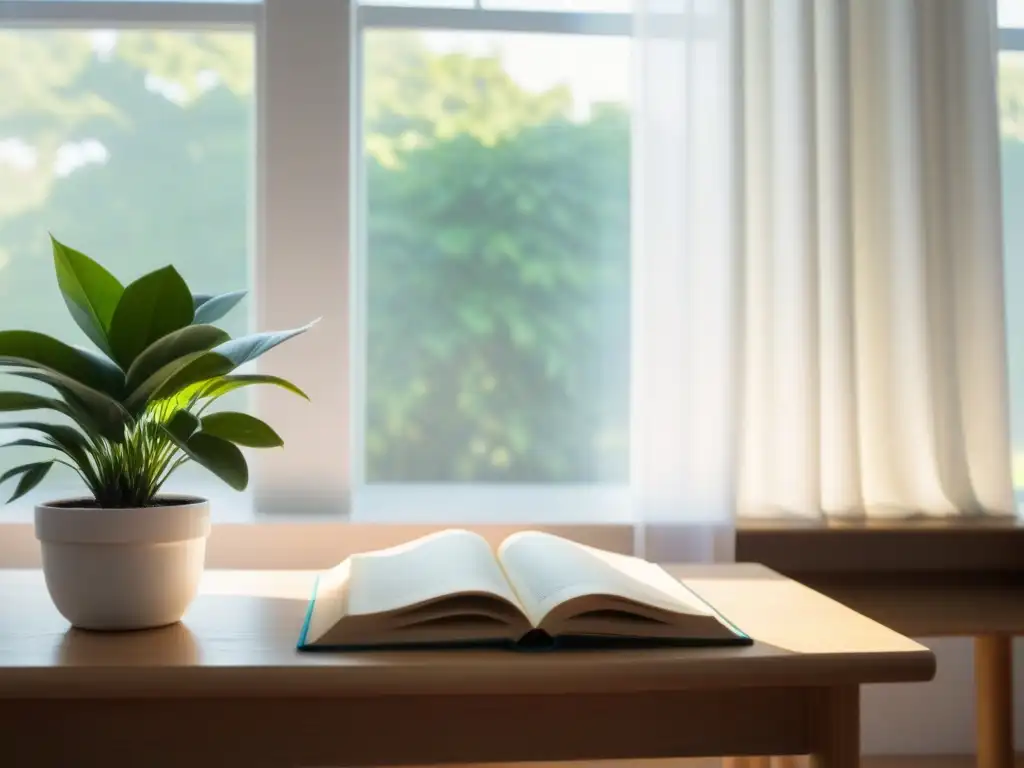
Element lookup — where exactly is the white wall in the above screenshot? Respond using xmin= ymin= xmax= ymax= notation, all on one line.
xmin=861 ymin=637 xmax=1024 ymax=755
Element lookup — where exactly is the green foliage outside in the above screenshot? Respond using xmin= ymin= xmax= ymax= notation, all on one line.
xmin=0 ymin=29 xmax=630 ymax=488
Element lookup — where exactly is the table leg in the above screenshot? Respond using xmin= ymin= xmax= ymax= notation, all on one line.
xmin=975 ymin=634 xmax=1015 ymax=768
xmin=809 ymin=686 xmax=859 ymax=768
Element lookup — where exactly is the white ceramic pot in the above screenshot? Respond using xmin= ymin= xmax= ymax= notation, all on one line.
xmin=34 ymin=496 xmax=210 ymax=631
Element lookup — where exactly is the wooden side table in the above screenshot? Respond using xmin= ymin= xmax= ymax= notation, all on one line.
xmin=0 ymin=566 xmax=934 ymax=768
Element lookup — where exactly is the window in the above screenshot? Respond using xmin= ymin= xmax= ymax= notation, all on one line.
xmin=1000 ymin=2 xmax=1024 ymax=506
xmin=0 ymin=0 xmax=633 ymax=520
xmin=350 ymin=2 xmax=633 ymax=520
xmin=358 ymin=29 xmax=630 ymax=486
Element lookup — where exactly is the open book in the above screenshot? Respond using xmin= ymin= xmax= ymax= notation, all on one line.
xmin=297 ymin=530 xmax=750 ymax=650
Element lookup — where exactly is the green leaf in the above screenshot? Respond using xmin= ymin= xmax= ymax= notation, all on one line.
xmin=200 ymin=412 xmax=283 ymax=448
xmin=125 ymin=351 xmax=233 ymax=415
xmin=125 ymin=324 xmax=230 ymax=394
xmin=185 ymin=374 xmax=309 ymax=403
xmin=0 ymin=393 xmax=96 ymax=435
xmin=0 ymin=392 xmax=63 ymax=413
xmin=51 ymin=236 xmax=123 ymax=355
xmin=165 ymin=430 xmax=248 ymax=491
xmin=108 ymin=266 xmax=195 ymax=370
xmin=193 ymin=291 xmax=246 ymax=325
xmin=165 ymin=410 xmax=200 ymax=442
xmin=0 ymin=439 xmax=58 ymax=452
xmin=0 ymin=422 xmax=92 ymax=471
xmin=151 ymin=352 xmax=234 ymax=401
xmin=8 ymin=371 xmax=128 ymax=442
xmin=133 ymin=322 xmax=316 ymax=409
xmin=0 ymin=330 xmax=125 ymax=398
xmin=0 ymin=461 xmax=54 ymax=504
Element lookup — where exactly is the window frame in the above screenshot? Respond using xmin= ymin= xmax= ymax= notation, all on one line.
xmin=0 ymin=0 xmax=642 ymax=567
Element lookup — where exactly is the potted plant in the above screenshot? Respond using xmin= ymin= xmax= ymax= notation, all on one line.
xmin=0 ymin=237 xmax=314 ymax=630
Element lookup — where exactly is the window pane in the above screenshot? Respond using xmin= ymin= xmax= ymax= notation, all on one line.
xmin=1001 ymin=51 xmax=1024 ymax=504
xmin=1002 ymin=0 xmax=1024 ymax=27
xmin=0 ymin=29 xmax=254 ymax=505
xmin=362 ymin=30 xmax=630 ymax=484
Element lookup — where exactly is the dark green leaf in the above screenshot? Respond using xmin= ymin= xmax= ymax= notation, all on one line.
xmin=165 ymin=410 xmax=200 ymax=443
xmin=75 ymin=345 xmax=127 ymax=390
xmin=148 ymin=352 xmax=235 ymax=403
xmin=212 ymin=320 xmax=319 ymax=367
xmin=0 ymin=330 xmax=124 ymax=397
xmin=193 ymin=291 xmax=246 ymax=325
xmin=108 ymin=266 xmax=195 ymax=370
xmin=51 ymin=236 xmax=123 ymax=355
xmin=58 ymin=389 xmax=116 ymax=440
xmin=1 ymin=461 xmax=54 ymax=504
xmin=0 ymin=392 xmax=63 ymax=413
xmin=125 ymin=324 xmax=230 ymax=394
xmin=9 ymin=371 xmax=128 ymax=442
xmin=200 ymin=412 xmax=283 ymax=448
xmin=0 ymin=439 xmax=58 ymax=452
xmin=0 ymin=422 xmax=92 ymax=471
xmin=165 ymin=431 xmax=248 ymax=491
xmin=0 ymin=393 xmax=93 ymax=435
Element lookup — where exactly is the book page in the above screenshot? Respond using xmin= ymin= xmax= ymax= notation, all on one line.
xmin=347 ymin=529 xmax=524 ymax=617
xmin=497 ymin=531 xmax=712 ymax=627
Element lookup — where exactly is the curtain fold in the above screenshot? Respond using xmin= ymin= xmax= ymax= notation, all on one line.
xmin=632 ymin=0 xmax=1013 ymax=536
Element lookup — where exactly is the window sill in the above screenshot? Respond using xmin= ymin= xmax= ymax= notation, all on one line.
xmin=737 ymin=514 xmax=1024 ymax=574
xmin=3 ymin=491 xmax=1022 ymax=572
xmin=0 ymin=486 xmax=642 ymax=568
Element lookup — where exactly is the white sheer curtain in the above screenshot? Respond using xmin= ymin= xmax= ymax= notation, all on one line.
xmin=631 ymin=0 xmax=1013 ymax=551
xmin=631 ymin=0 xmax=741 ymax=561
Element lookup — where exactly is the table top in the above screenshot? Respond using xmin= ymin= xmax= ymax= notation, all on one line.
xmin=0 ymin=564 xmax=935 ymax=699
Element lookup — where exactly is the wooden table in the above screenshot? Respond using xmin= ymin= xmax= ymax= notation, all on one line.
xmin=0 ymin=565 xmax=935 ymax=768
xmin=738 ymin=518 xmax=1024 ymax=768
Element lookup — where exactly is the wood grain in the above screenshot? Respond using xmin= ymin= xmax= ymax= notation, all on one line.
xmin=0 ymin=688 xmax=812 ymax=768
xmin=976 ymin=635 xmax=1015 ymax=768
xmin=0 ymin=566 xmax=934 ymax=700
xmin=810 ymin=686 xmax=859 ymax=768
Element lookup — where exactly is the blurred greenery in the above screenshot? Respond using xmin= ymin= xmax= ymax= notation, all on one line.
xmin=0 ymin=29 xmax=630 ymax=485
